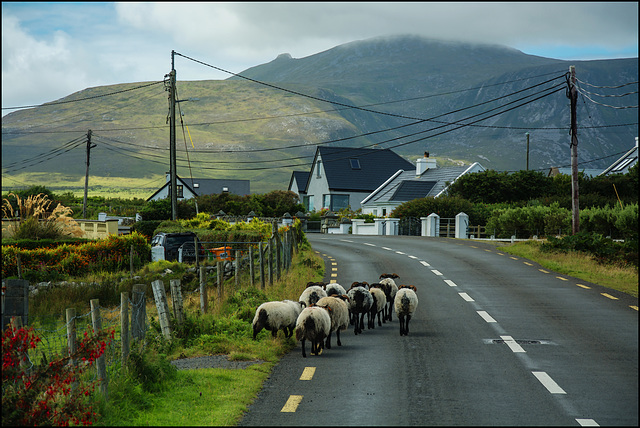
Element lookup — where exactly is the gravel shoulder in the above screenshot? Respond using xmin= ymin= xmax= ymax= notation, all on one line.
xmin=170 ymin=355 xmax=264 ymax=371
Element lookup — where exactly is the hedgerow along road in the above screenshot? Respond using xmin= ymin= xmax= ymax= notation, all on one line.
xmin=238 ymin=234 xmax=638 ymax=426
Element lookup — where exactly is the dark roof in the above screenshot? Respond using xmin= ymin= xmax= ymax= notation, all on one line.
xmin=316 ymin=147 xmax=415 ymax=192
xmin=289 ymin=171 xmax=310 ymax=194
xmin=599 ymin=142 xmax=638 ymax=176
xmin=146 ymin=176 xmax=250 ymax=201
xmin=391 ymin=180 xmax=438 ymax=201
xmin=182 ymin=177 xmax=250 ymax=196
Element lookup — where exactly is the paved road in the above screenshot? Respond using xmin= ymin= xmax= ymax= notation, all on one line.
xmin=239 ymin=235 xmax=638 ymax=426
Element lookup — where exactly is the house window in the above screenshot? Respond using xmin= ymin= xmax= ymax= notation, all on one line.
xmin=168 ymin=184 xmax=184 ymax=199
xmin=349 ymin=158 xmax=361 ymax=169
xmin=303 ymin=195 xmax=314 ymax=211
xmin=323 ymin=194 xmax=349 ymax=211
xmin=316 ymin=160 xmax=322 ymax=178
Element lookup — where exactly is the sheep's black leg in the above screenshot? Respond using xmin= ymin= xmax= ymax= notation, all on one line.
xmin=271 ymin=329 xmax=277 ymax=338
xmin=301 ymin=338 xmax=307 ymax=358
xmin=336 ymin=329 xmax=342 ymax=346
xmin=325 ymin=331 xmax=332 ymax=349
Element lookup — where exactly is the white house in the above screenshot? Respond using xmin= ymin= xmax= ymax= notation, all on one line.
xmin=289 ymin=146 xmax=415 ymax=212
xmin=360 ymin=154 xmax=485 ymax=216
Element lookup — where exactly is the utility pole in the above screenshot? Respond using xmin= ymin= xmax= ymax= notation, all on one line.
xmin=168 ymin=51 xmax=177 ymax=220
xmin=525 ymin=132 xmax=530 ymax=171
xmin=568 ymin=65 xmax=579 ymax=234
xmin=83 ymin=129 xmax=96 ymax=219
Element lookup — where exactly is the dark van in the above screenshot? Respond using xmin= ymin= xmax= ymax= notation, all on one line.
xmin=151 ymin=232 xmax=204 ymax=262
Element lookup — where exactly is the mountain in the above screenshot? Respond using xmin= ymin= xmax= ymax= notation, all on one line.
xmin=2 ymin=35 xmax=638 ymax=197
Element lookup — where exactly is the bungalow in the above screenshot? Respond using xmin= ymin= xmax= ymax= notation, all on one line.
xmin=288 ymin=146 xmax=415 ymax=212
xmin=598 ymin=137 xmax=638 ymax=176
xmin=360 ymin=153 xmax=485 ymax=217
xmin=147 ymin=173 xmax=250 ymax=202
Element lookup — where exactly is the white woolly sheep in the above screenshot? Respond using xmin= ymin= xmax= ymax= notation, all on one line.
xmin=367 ymin=284 xmax=387 ymax=328
xmin=347 ymin=281 xmax=373 ymax=335
xmin=295 ymin=305 xmax=332 ymax=358
xmin=379 ymin=273 xmax=399 ymax=322
xmin=316 ymin=294 xmax=350 ymax=348
xmin=252 ymin=300 xmax=305 ymax=340
xmin=299 ymin=282 xmax=328 ymax=307
xmin=394 ymin=285 xmax=418 ymax=336
xmin=324 ymin=282 xmax=347 ymax=297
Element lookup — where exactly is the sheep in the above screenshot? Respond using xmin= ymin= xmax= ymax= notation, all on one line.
xmin=379 ymin=273 xmax=400 ymax=322
xmin=252 ymin=300 xmax=305 ymax=340
xmin=324 ymin=282 xmax=347 ymax=297
xmin=394 ymin=285 xmax=418 ymax=336
xmin=316 ymin=294 xmax=350 ymax=349
xmin=299 ymin=282 xmax=328 ymax=307
xmin=347 ymin=281 xmax=373 ymax=335
xmin=367 ymin=283 xmax=387 ymax=328
xmin=295 ymin=304 xmax=332 ymax=358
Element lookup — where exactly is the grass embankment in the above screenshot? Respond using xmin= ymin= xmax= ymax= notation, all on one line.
xmin=93 ymin=243 xmax=325 ymax=426
xmin=499 ymin=240 xmax=638 ymax=298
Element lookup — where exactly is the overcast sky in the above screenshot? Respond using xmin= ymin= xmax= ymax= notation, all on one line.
xmin=2 ymin=2 xmax=638 ymax=117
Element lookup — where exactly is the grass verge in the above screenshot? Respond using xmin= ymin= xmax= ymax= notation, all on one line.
xmin=500 ymin=240 xmax=638 ymax=298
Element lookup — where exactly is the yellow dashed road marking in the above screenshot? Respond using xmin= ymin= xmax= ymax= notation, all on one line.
xmin=556 ymin=276 xmax=568 ymax=281
xmin=523 ymin=262 xmax=534 ymax=266
xmin=601 ymin=293 xmax=618 ymax=300
xmin=510 ymin=256 xmax=518 ymax=260
xmin=630 ymin=306 xmax=638 ymax=311
xmin=300 ymin=367 xmax=316 ymax=381
xmin=331 ymin=273 xmax=338 ymax=277
xmin=576 ymin=284 xmax=591 ymax=289
xmin=539 ymin=269 xmax=549 ymax=273
xmin=281 ymin=395 xmax=303 ymax=412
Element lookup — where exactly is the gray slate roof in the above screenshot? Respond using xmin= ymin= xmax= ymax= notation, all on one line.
xmin=598 ymin=141 xmax=638 ymax=176
xmin=182 ymin=177 xmax=250 ymax=196
xmin=362 ymin=165 xmax=475 ymax=205
xmin=289 ymin=171 xmax=310 ymax=194
xmin=316 ymin=147 xmax=415 ymax=192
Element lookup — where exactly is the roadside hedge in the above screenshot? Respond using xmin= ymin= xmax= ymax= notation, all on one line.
xmin=2 ymin=232 xmax=151 ymax=282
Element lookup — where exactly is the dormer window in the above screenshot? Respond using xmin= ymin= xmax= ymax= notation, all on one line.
xmin=350 ymin=158 xmax=361 ymax=169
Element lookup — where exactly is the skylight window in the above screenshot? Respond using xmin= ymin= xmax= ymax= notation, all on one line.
xmin=350 ymin=158 xmax=361 ymax=169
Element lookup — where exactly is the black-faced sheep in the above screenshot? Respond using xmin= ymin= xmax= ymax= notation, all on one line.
xmin=347 ymin=281 xmax=373 ymax=335
xmin=394 ymin=285 xmax=418 ymax=336
xmin=252 ymin=300 xmax=305 ymax=340
xmin=368 ymin=283 xmax=387 ymax=328
xmin=316 ymin=294 xmax=350 ymax=349
xmin=324 ymin=282 xmax=347 ymax=297
xmin=295 ymin=305 xmax=332 ymax=358
xmin=299 ymin=282 xmax=328 ymax=307
xmin=379 ymin=273 xmax=400 ymax=322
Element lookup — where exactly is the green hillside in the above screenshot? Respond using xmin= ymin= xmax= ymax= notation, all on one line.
xmin=2 ymin=35 xmax=638 ymax=197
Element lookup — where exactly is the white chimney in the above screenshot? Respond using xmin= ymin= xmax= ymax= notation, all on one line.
xmin=416 ymin=152 xmax=436 ymax=176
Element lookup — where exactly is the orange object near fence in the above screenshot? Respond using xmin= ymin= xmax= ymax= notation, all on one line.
xmin=208 ymin=246 xmax=234 ymax=261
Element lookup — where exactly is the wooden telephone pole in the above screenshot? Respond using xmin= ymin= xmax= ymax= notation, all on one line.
xmin=83 ymin=129 xmax=96 ymax=219
xmin=568 ymin=66 xmax=579 ymax=234
xmin=168 ymin=51 xmax=177 ymax=220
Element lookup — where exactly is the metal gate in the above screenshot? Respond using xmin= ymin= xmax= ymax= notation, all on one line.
xmin=398 ymin=217 xmax=422 ymax=236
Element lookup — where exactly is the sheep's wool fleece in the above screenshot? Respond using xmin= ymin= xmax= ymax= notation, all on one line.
xmin=316 ymin=296 xmax=349 ymax=331
xmin=295 ymin=306 xmax=331 ymax=341
xmin=252 ymin=301 xmax=297 ymax=330
xmin=394 ymin=288 xmax=418 ymax=315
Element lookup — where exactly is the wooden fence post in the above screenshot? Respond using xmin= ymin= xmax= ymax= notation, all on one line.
xmin=150 ymin=280 xmax=172 ymax=340
xmin=259 ymin=242 xmax=265 ymax=289
xmin=130 ymin=245 xmax=134 ymax=278
xmin=217 ymin=261 xmax=224 ymax=300
xmin=234 ymin=250 xmax=240 ymax=286
xmin=268 ymin=238 xmax=274 ymax=286
xmin=274 ymin=227 xmax=281 ymax=280
xmin=249 ymin=246 xmax=255 ymax=287
xmin=65 ymin=308 xmax=78 ymax=390
xmin=170 ymin=279 xmax=185 ymax=324
xmin=120 ymin=292 xmax=129 ymax=366
xmin=131 ymin=284 xmax=146 ymax=341
xmin=194 ymin=236 xmax=200 ymax=271
xmin=11 ymin=316 xmax=30 ymax=373
xmin=199 ymin=267 xmax=208 ymax=314
xmin=90 ymin=299 xmax=108 ymax=399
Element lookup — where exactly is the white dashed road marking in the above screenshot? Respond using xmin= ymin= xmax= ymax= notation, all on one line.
xmin=532 ymin=371 xmax=566 ymax=394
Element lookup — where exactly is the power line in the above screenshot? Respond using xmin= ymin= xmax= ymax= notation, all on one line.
xmin=1 ymin=81 xmax=165 ymax=111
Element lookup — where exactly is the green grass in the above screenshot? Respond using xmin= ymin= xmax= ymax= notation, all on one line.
xmin=500 ymin=240 xmax=638 ymax=298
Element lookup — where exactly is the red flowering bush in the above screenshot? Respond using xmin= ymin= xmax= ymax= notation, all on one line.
xmin=2 ymin=325 xmax=115 ymax=426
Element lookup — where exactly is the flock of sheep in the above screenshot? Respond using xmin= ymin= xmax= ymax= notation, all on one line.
xmin=252 ymin=273 xmax=419 ymax=358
